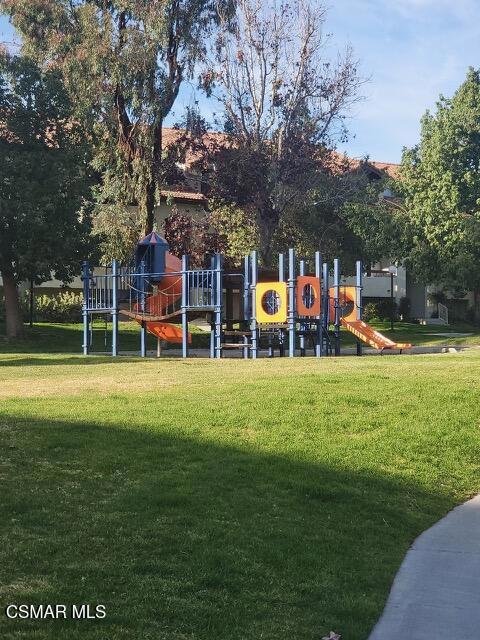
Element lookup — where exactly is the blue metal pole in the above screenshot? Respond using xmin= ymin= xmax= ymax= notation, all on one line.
xmin=322 ymin=262 xmax=330 ymax=355
xmin=214 ymin=253 xmax=223 ymax=359
xmin=182 ymin=254 xmax=189 ymax=358
xmin=278 ymin=253 xmax=285 ymax=357
xmin=250 ymin=250 xmax=258 ymax=359
xmin=112 ymin=259 xmax=118 ymax=357
xmin=334 ymin=258 xmax=340 ymax=356
xmin=322 ymin=262 xmax=329 ymax=330
xmin=356 ymin=260 xmax=363 ymax=357
xmin=299 ymin=259 xmax=306 ymax=356
xmin=315 ymin=252 xmax=322 ymax=357
xmin=140 ymin=259 xmax=146 ymax=357
xmin=243 ymin=255 xmax=250 ymax=359
xmin=209 ymin=255 xmax=215 ymax=359
xmin=288 ymin=248 xmax=296 ymax=357
xmin=82 ymin=260 xmax=89 ymax=355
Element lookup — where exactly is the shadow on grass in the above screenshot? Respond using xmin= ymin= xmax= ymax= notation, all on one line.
xmin=0 ymin=356 xmax=143 ymax=367
xmin=0 ymin=414 xmax=455 ymax=640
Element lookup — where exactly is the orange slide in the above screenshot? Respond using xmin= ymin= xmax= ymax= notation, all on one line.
xmin=126 ymin=251 xmax=191 ymax=344
xmin=341 ymin=319 xmax=411 ymax=352
xmin=330 ymin=286 xmax=411 ymax=352
xmin=144 ymin=321 xmax=188 ymax=344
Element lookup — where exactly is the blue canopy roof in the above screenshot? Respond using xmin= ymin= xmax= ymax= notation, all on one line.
xmin=138 ymin=231 xmax=169 ymax=247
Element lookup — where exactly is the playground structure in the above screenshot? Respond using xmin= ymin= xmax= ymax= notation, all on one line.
xmin=81 ymin=232 xmax=412 ymax=357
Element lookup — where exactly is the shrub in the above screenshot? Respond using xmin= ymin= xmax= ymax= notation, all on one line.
xmin=362 ymin=302 xmax=380 ymax=322
xmin=362 ymin=299 xmax=398 ymax=322
xmin=33 ymin=291 xmax=83 ymax=323
xmin=376 ymin=298 xmax=398 ymax=321
xmin=466 ymin=306 xmax=477 ymax=325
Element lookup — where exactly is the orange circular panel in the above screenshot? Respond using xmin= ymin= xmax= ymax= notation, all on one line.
xmin=296 ymin=276 xmax=321 ymax=317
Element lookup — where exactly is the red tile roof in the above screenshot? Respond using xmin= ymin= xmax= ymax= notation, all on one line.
xmin=160 ymin=189 xmax=207 ymax=203
xmin=370 ymin=161 xmax=401 ymax=179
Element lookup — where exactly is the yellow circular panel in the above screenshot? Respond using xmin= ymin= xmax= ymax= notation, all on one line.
xmin=256 ymin=282 xmax=288 ymax=324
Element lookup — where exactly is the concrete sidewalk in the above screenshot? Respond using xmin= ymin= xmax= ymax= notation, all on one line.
xmin=368 ymin=495 xmax=480 ymax=640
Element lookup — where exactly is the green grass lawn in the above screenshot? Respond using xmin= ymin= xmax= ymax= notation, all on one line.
xmin=1 ymin=345 xmax=480 ymax=639
xmin=1 ymin=318 xmax=480 ymax=354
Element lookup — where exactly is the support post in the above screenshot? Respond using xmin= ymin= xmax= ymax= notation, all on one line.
xmin=111 ymin=259 xmax=119 ymax=357
xmin=299 ymin=259 xmax=306 ymax=356
xmin=315 ymin=252 xmax=322 ymax=357
xmin=140 ymin=259 xmax=146 ymax=357
xmin=390 ymin=271 xmax=395 ymax=332
xmin=182 ymin=254 xmax=189 ymax=359
xmin=288 ymin=248 xmax=296 ymax=357
xmin=225 ymin=286 xmax=234 ymax=332
xmin=82 ymin=260 xmax=90 ymax=355
xmin=243 ymin=255 xmax=250 ymax=359
xmin=356 ymin=260 xmax=363 ymax=356
xmin=323 ymin=262 xmax=330 ymax=355
xmin=29 ymin=278 xmax=34 ymax=328
xmin=333 ymin=258 xmax=341 ymax=356
xmin=209 ymin=256 xmax=215 ymax=359
xmin=250 ymin=251 xmax=258 ymax=359
xmin=278 ymin=253 xmax=286 ymax=357
xmin=214 ymin=253 xmax=223 ymax=359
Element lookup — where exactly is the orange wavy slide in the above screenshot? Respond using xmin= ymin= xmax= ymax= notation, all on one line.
xmin=144 ymin=321 xmax=191 ymax=344
xmin=341 ymin=318 xmax=411 ymax=352
xmin=131 ymin=252 xmax=191 ymax=344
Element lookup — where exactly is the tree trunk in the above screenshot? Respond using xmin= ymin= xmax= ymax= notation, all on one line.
xmin=1 ymin=269 xmax=23 ymax=339
xmin=144 ymin=122 xmax=163 ymax=236
xmin=144 ymin=178 xmax=156 ymax=236
xmin=258 ymin=205 xmax=280 ymax=267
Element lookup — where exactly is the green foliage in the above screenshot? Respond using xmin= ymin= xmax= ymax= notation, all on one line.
xmin=32 ymin=291 xmax=83 ymax=323
xmin=341 ymin=179 xmax=410 ymax=267
xmin=208 ymin=201 xmax=259 ymax=267
xmin=0 ymin=53 xmax=93 ymax=283
xmin=91 ymin=202 xmax=144 ymax=264
xmin=278 ymin=168 xmax=379 ymax=271
xmin=399 ymin=67 xmax=480 ymax=292
xmin=0 ymin=52 xmax=93 ymax=336
xmin=362 ymin=302 xmax=380 ymax=322
xmin=362 ymin=299 xmax=398 ymax=322
xmin=3 ymin=0 xmax=236 ymax=246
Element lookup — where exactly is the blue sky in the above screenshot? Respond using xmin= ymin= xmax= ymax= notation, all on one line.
xmin=2 ymin=1 xmax=479 ymax=163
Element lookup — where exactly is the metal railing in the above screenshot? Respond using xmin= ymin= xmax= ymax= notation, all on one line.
xmin=83 ymin=266 xmax=217 ymax=313
xmin=438 ymin=302 xmax=449 ymax=324
xmin=186 ymin=269 xmax=215 ymax=309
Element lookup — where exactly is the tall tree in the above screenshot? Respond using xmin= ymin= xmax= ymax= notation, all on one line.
xmin=201 ymin=0 xmax=362 ymax=264
xmin=0 ymin=53 xmax=92 ymax=338
xmin=2 ymin=0 xmax=235 ymax=248
xmin=340 ymin=177 xmax=410 ymax=270
xmin=399 ymin=67 xmax=480 ymax=316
